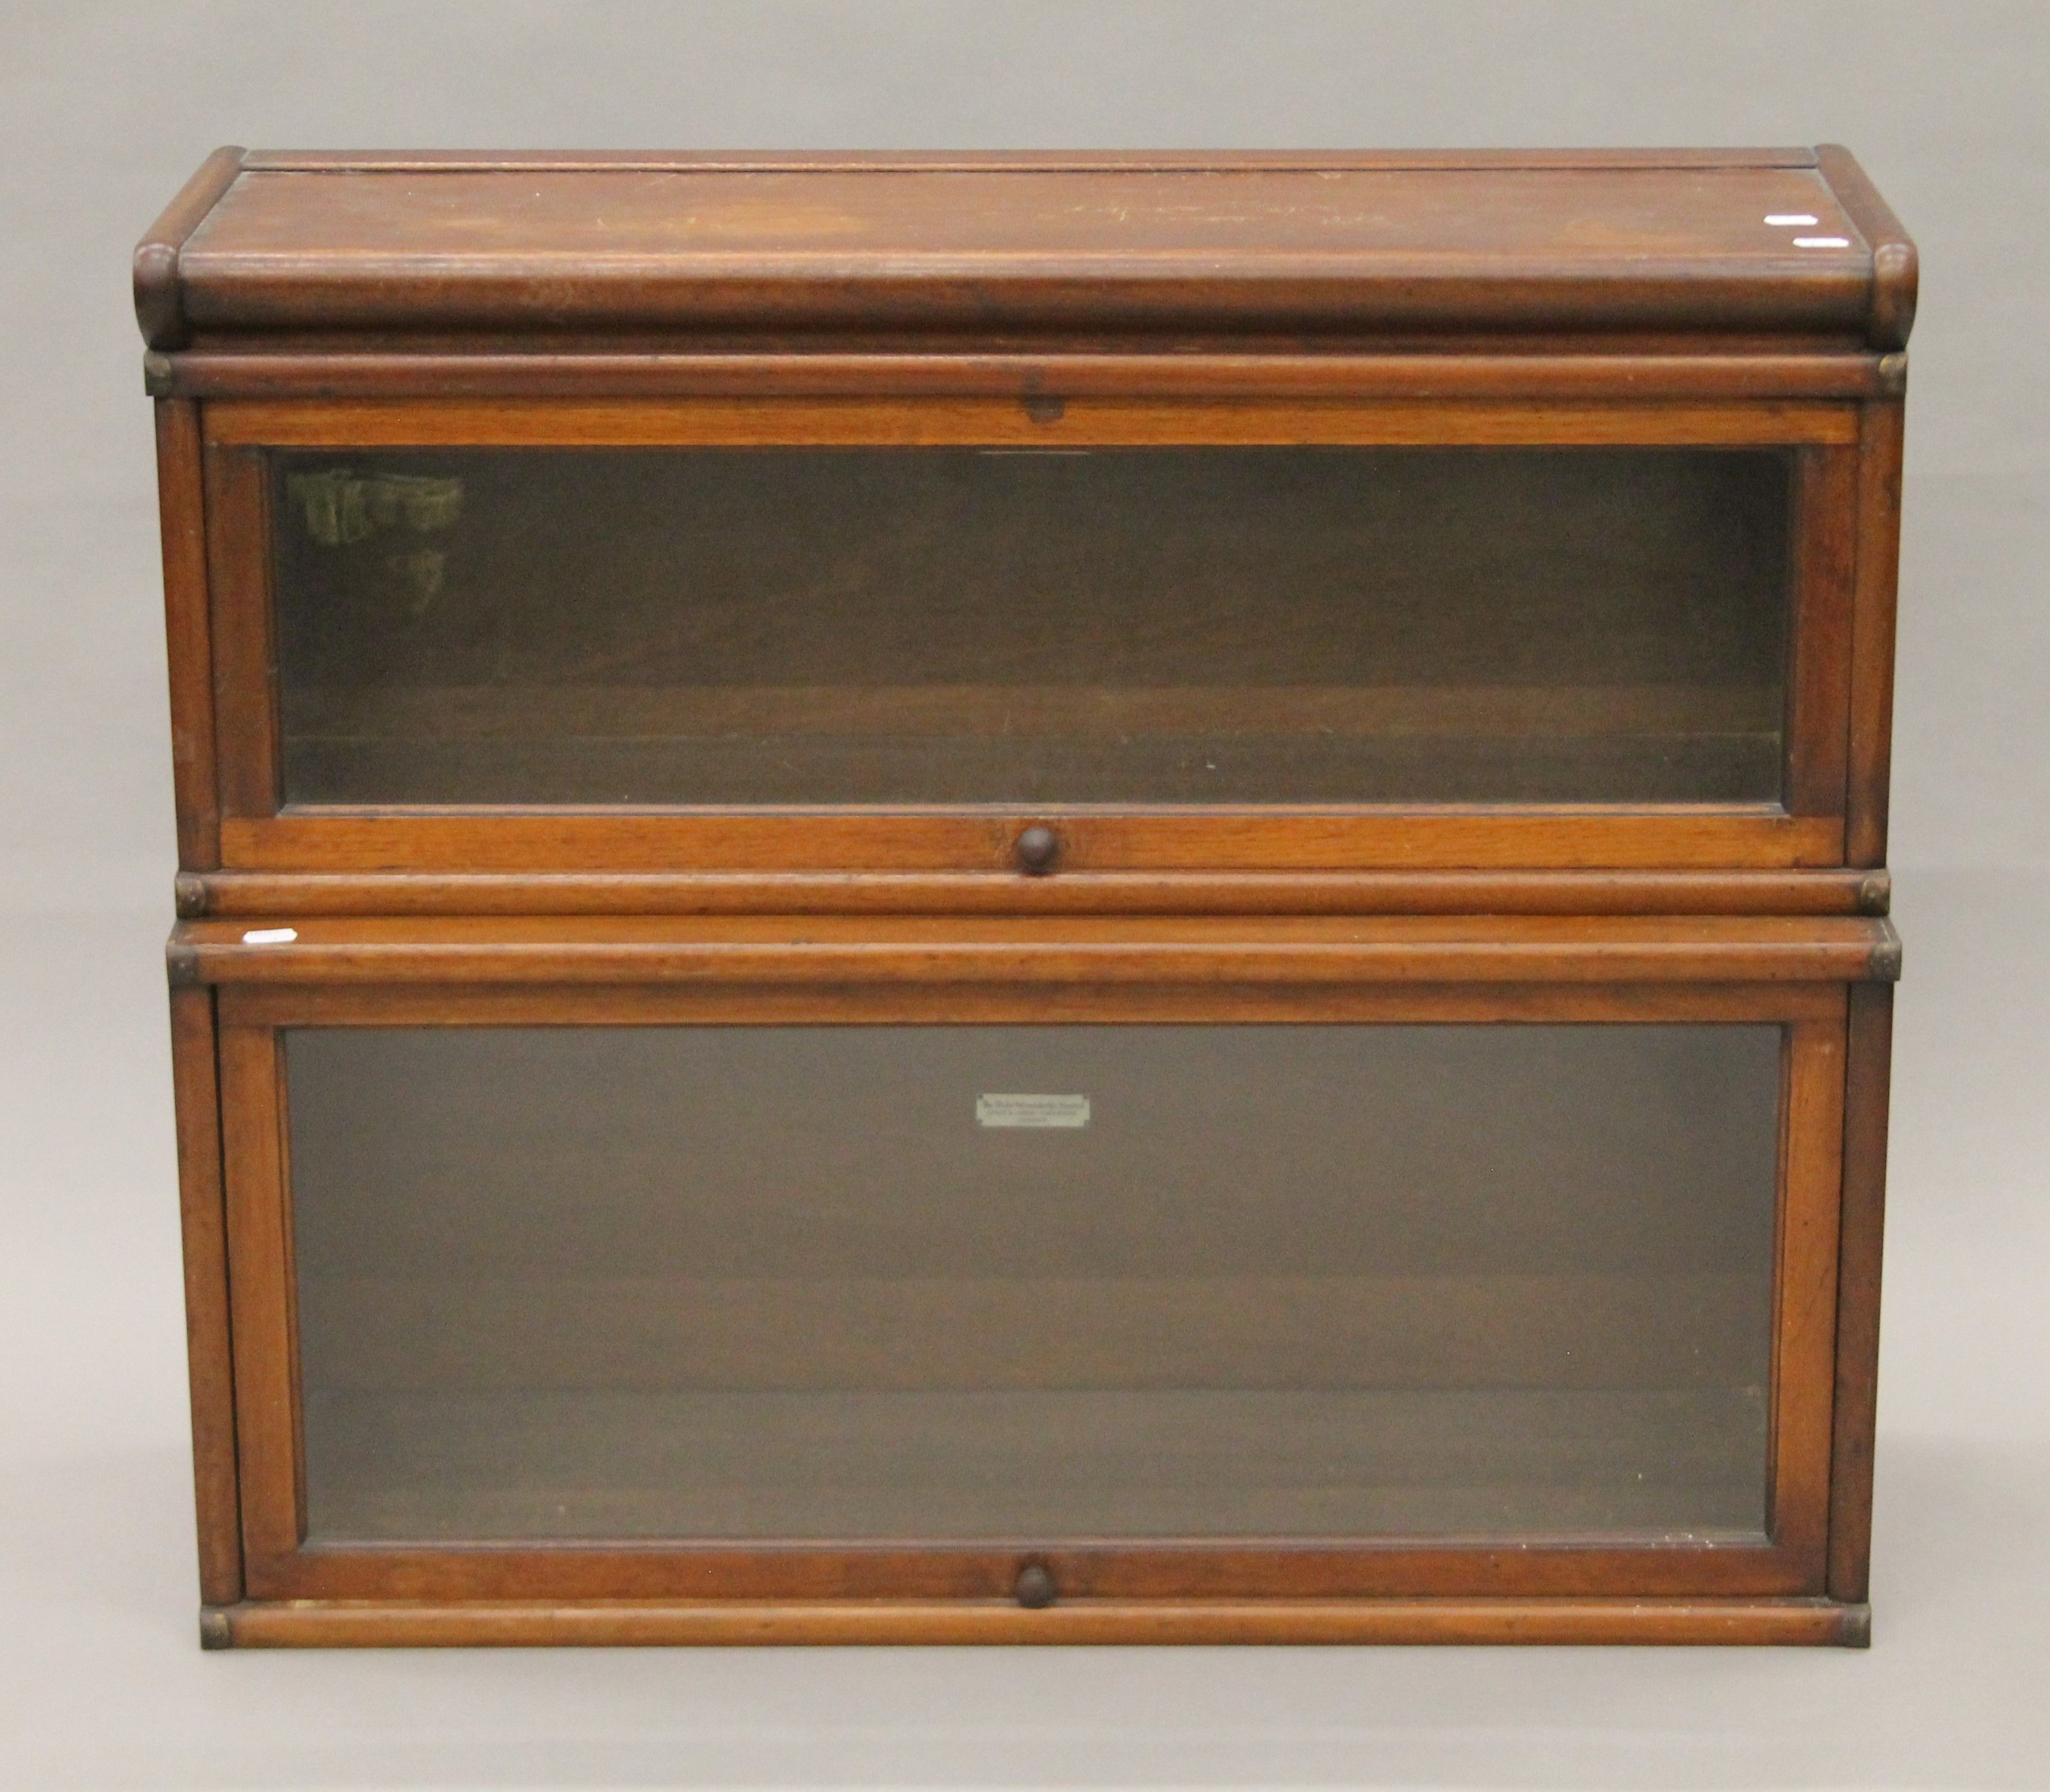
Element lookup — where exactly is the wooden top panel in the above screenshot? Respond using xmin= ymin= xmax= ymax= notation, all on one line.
xmin=138 ymin=148 xmax=1915 ymax=351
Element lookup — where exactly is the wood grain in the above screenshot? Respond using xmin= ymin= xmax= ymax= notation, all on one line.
xmin=205 ymin=396 xmax=1860 ymax=449
xmin=203 ymin=446 xmax=278 ymax=818
xmin=1814 ymin=146 xmax=1919 ymax=350
xmin=217 ymin=813 xmax=1845 ymax=875
xmin=216 ymin=980 xmax=1846 ymax=1030
xmin=167 ymin=986 xmax=240 ymax=1604
xmin=1765 ymin=1019 xmax=1847 ymax=1579
xmin=209 ymin=1594 xmax=1868 ymax=1648
xmin=169 ymin=155 xmax=1874 ymax=348
xmin=182 ymin=868 xmax=1887 ymax=919
xmin=156 ymin=350 xmax=1900 ymax=404
xmin=175 ymin=913 xmax=1893 ymax=987
xmin=1829 ymin=983 xmax=1894 ymax=1601
xmin=216 ymin=1026 xmax=301 ymax=1566
xmin=1784 ymin=448 xmax=1858 ymax=815
xmin=241 ymin=150 xmax=1827 ymax=171
xmin=1847 ymin=400 xmax=1906 ymax=865
xmin=133 ymin=145 xmax=243 ymax=350
xmin=154 ymin=401 xmax=219 ymax=867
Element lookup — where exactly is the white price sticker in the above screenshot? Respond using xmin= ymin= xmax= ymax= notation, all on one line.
xmin=977 ymin=1093 xmax=1090 ymax=1129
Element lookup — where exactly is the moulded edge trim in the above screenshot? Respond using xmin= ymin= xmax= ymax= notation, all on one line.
xmin=201 ymin=1595 xmax=1871 ymax=1648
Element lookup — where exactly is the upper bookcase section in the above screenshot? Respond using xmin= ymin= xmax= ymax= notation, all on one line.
xmin=136 ymin=148 xmax=1917 ymax=358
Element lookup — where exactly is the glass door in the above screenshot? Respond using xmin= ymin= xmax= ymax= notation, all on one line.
xmin=267 ymin=446 xmax=1794 ymax=809
xmin=198 ymin=397 xmax=1859 ymax=874
xmin=280 ymin=1020 xmax=1782 ymax=1546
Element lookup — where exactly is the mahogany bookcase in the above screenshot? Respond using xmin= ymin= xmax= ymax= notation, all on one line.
xmin=138 ymin=147 xmax=1912 ymax=1647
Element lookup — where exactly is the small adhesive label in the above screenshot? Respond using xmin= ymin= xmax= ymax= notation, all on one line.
xmin=977 ymin=1093 xmax=1090 ymax=1129
xmin=240 ymin=927 xmax=298 ymax=945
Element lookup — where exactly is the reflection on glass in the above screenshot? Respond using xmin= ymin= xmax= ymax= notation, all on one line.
xmin=286 ymin=1023 xmax=1782 ymax=1543
xmin=272 ymin=448 xmax=1791 ymax=806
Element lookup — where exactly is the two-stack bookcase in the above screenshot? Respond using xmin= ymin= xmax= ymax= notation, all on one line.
xmin=139 ymin=146 xmax=1912 ymax=1646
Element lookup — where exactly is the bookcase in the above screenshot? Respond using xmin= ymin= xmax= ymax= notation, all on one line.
xmin=140 ymin=146 xmax=1912 ymax=1646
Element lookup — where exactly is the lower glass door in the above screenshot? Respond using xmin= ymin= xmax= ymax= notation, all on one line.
xmin=280 ymin=1022 xmax=1782 ymax=1546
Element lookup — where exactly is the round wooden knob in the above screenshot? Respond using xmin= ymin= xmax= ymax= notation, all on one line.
xmin=1014 ymin=1561 xmax=1058 ymax=1608
xmin=1014 ymin=825 xmax=1060 ymax=875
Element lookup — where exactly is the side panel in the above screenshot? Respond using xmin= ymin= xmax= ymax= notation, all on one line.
xmin=1847 ymin=399 xmax=1907 ymax=866
xmin=167 ymin=982 xmax=241 ymax=1603
xmin=155 ymin=400 xmax=219 ymax=869
xmin=1783 ymin=448 xmax=1857 ymax=817
xmin=1829 ymin=981 xmax=1895 ymax=1599
xmin=218 ymin=1024 xmax=303 ymax=1566
xmin=204 ymin=442 xmax=280 ymax=821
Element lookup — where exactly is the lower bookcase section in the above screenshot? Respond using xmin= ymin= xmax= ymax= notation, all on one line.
xmin=169 ymin=914 xmax=1895 ymax=1643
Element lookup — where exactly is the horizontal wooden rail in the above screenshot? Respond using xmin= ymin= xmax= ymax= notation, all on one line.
xmin=172 ymin=913 xmax=1898 ymax=986
xmin=178 ymin=867 xmax=1890 ymax=919
xmin=153 ymin=350 xmax=1898 ymax=402
xmin=207 ymin=1595 xmax=1869 ymax=1648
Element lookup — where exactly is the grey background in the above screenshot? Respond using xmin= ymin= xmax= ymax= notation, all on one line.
xmin=2 ymin=1 xmax=2045 ymax=1785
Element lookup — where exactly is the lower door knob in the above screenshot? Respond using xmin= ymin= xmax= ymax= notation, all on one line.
xmin=1014 ymin=825 xmax=1060 ymax=875
xmin=1014 ymin=1561 xmax=1058 ymax=1608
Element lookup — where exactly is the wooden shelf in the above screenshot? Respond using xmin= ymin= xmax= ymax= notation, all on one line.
xmin=284 ymin=681 xmax=1785 ymax=741
xmin=279 ymin=683 xmax=1784 ymax=806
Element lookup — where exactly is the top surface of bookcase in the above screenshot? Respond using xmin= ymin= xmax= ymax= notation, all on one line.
xmin=137 ymin=148 xmax=1915 ymax=351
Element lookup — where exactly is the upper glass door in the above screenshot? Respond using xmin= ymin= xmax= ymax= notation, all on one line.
xmin=268 ymin=444 xmax=1793 ymax=809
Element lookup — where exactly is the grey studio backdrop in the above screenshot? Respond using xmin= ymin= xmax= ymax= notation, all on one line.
xmin=2 ymin=3 xmax=2045 ymax=1787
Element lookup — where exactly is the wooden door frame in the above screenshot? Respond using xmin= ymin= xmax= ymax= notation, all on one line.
xmin=190 ymin=392 xmax=1864 ymax=882
xmin=203 ymin=970 xmax=1847 ymax=1625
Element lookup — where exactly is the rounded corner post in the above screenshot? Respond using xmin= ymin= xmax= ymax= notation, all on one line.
xmin=1868 ymin=243 xmax=1918 ymax=354
xmin=199 ymin=1606 xmax=235 ymax=1650
xmin=135 ymin=146 xmax=246 ymax=350
xmin=132 ymin=238 xmax=184 ymax=350
xmin=1813 ymin=145 xmax=1917 ymax=353
xmin=166 ymin=936 xmax=203 ymax=988
xmin=1835 ymin=1603 xmax=1873 ymax=1649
